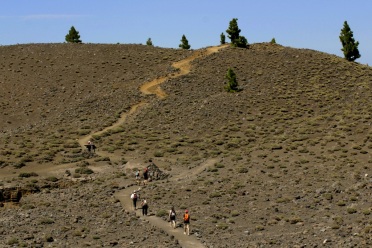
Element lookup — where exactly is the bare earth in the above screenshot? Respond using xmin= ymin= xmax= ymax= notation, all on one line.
xmin=0 ymin=42 xmax=371 ymax=247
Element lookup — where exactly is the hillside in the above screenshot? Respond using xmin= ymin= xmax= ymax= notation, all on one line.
xmin=0 ymin=43 xmax=371 ymax=247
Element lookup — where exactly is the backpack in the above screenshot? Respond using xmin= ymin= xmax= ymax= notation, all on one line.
xmin=184 ymin=213 xmax=189 ymax=222
xmin=132 ymin=193 xmax=137 ymax=199
xmin=170 ymin=210 xmax=176 ymax=217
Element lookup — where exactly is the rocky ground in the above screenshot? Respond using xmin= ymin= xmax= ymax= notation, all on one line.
xmin=0 ymin=43 xmax=371 ymax=247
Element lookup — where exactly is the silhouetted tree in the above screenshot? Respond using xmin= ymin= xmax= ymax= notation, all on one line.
xmin=226 ymin=18 xmax=248 ymax=48
xmin=65 ymin=26 xmax=82 ymax=43
xmin=339 ymin=21 xmax=360 ymax=62
xmin=226 ymin=18 xmax=240 ymax=43
xmin=225 ymin=68 xmax=239 ymax=92
xmin=220 ymin=32 xmax=226 ymax=45
xmin=179 ymin=35 xmax=191 ymax=49
xmin=146 ymin=38 xmax=153 ymax=46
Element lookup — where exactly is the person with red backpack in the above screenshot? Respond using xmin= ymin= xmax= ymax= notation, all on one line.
xmin=183 ymin=209 xmax=190 ymax=235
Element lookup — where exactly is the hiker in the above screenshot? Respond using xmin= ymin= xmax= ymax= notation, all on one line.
xmin=169 ymin=206 xmax=177 ymax=228
xmin=144 ymin=167 xmax=149 ymax=180
xmin=85 ymin=141 xmax=92 ymax=152
xmin=130 ymin=190 xmax=138 ymax=210
xmin=135 ymin=170 xmax=140 ymax=180
xmin=183 ymin=209 xmax=190 ymax=235
xmin=141 ymin=199 xmax=148 ymax=216
xmin=91 ymin=141 xmax=96 ymax=153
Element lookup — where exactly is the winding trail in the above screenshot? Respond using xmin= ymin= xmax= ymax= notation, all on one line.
xmin=79 ymin=45 xmax=228 ymax=248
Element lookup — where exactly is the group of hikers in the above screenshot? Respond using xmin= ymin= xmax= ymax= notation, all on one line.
xmin=130 ymin=190 xmax=191 ymax=236
xmin=170 ymin=206 xmax=190 ymax=235
xmin=130 ymin=160 xmax=191 ymax=236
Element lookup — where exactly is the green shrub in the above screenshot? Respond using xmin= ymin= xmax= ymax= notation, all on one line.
xmin=45 ymin=176 xmax=58 ymax=182
xmin=75 ymin=167 xmax=94 ymax=174
xmin=237 ymin=167 xmax=248 ymax=173
xmin=156 ymin=209 xmax=168 ymax=217
xmin=153 ymin=151 xmax=164 ymax=157
xmin=18 ymin=172 xmax=38 ymax=178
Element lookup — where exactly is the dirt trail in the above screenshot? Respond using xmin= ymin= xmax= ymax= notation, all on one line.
xmin=114 ymin=158 xmax=218 ymax=248
xmin=80 ymin=45 xmax=227 ymax=247
xmin=140 ymin=44 xmax=228 ymax=99
xmin=79 ymin=102 xmax=146 ymax=161
xmin=115 ymin=186 xmax=205 ymax=248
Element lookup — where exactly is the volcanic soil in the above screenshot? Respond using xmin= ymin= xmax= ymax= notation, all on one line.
xmin=0 ymin=42 xmax=371 ymax=247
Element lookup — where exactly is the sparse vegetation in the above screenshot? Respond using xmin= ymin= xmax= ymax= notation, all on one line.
xmin=0 ymin=41 xmax=371 ymax=247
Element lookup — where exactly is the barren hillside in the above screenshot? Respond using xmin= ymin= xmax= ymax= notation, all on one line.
xmin=0 ymin=43 xmax=371 ymax=247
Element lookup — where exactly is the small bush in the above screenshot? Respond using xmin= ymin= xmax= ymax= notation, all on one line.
xmin=153 ymin=151 xmax=164 ymax=157
xmin=237 ymin=167 xmax=248 ymax=173
xmin=346 ymin=207 xmax=357 ymax=214
xmin=18 ymin=172 xmax=38 ymax=178
xmin=39 ymin=218 xmax=55 ymax=224
xmin=45 ymin=176 xmax=58 ymax=182
xmin=6 ymin=237 xmax=19 ymax=245
xmin=156 ymin=209 xmax=168 ymax=217
xmin=75 ymin=167 xmax=94 ymax=174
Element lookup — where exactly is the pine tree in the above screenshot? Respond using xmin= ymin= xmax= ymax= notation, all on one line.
xmin=270 ymin=38 xmax=276 ymax=44
xmin=220 ymin=32 xmax=226 ymax=45
xmin=235 ymin=36 xmax=248 ymax=48
xmin=225 ymin=68 xmax=239 ymax=92
xmin=179 ymin=35 xmax=191 ymax=49
xmin=146 ymin=38 xmax=153 ymax=46
xmin=226 ymin=18 xmax=241 ymax=44
xmin=226 ymin=18 xmax=248 ymax=48
xmin=339 ymin=21 xmax=361 ymax=62
xmin=65 ymin=26 xmax=82 ymax=43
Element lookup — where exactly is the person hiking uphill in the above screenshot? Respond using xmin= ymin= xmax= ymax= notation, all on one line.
xmin=183 ymin=209 xmax=190 ymax=235
xmin=130 ymin=190 xmax=138 ymax=210
xmin=169 ymin=206 xmax=177 ymax=229
xmin=141 ymin=199 xmax=148 ymax=216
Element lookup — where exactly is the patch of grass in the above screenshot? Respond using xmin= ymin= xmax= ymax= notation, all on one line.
xmin=39 ymin=218 xmax=55 ymax=224
xmin=6 ymin=237 xmax=19 ymax=245
xmin=45 ymin=176 xmax=58 ymax=182
xmin=18 ymin=172 xmax=38 ymax=178
xmin=75 ymin=167 xmax=94 ymax=174
xmin=153 ymin=151 xmax=164 ymax=157
xmin=346 ymin=207 xmax=357 ymax=214
xmin=156 ymin=209 xmax=168 ymax=217
xmin=231 ymin=210 xmax=240 ymax=217
xmin=209 ymin=192 xmax=222 ymax=198
xmin=216 ymin=222 xmax=229 ymax=230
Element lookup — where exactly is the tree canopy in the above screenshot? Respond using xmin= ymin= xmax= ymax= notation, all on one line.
xmin=65 ymin=26 xmax=82 ymax=43
xmin=339 ymin=21 xmax=360 ymax=62
xmin=225 ymin=68 xmax=239 ymax=92
xmin=226 ymin=18 xmax=248 ymax=48
xmin=146 ymin=38 xmax=153 ymax=46
xmin=179 ymin=35 xmax=191 ymax=49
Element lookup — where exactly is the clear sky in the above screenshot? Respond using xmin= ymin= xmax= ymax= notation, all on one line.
xmin=1 ymin=0 xmax=371 ymax=65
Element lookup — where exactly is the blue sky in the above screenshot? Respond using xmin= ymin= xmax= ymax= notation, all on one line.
xmin=1 ymin=0 xmax=372 ymax=65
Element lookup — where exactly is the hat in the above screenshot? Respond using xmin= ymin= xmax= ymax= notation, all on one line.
xmin=185 ymin=209 xmax=188 ymax=213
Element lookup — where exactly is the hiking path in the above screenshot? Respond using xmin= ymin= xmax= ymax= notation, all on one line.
xmin=80 ymin=44 xmax=228 ymax=247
